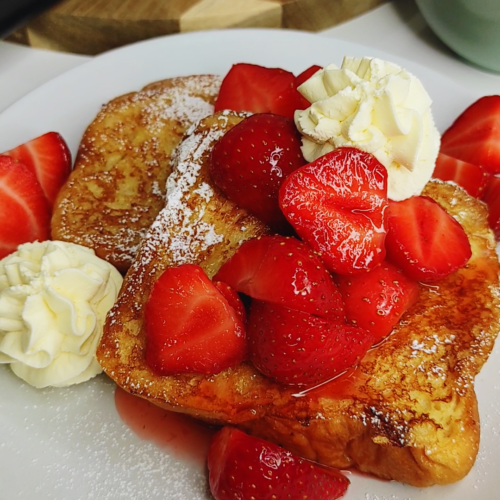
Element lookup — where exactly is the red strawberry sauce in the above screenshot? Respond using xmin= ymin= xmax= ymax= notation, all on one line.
xmin=114 ymin=386 xmax=216 ymax=467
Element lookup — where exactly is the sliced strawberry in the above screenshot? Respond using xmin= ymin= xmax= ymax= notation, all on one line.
xmin=385 ymin=196 xmax=472 ymax=282
xmin=2 ymin=132 xmax=71 ymax=208
xmin=482 ymin=175 xmax=500 ymax=238
xmin=433 ymin=152 xmax=490 ymax=197
xmin=440 ymin=96 xmax=500 ymax=174
xmin=208 ymin=427 xmax=349 ymax=500
xmin=214 ymin=236 xmax=344 ymax=321
xmin=210 ymin=113 xmax=306 ymax=232
xmin=0 ymin=156 xmax=51 ymax=259
xmin=279 ymin=147 xmax=388 ymax=275
xmin=213 ymin=281 xmax=247 ymax=323
xmin=144 ymin=264 xmax=247 ymax=375
xmin=336 ymin=261 xmax=420 ymax=343
xmin=247 ymin=300 xmax=373 ymax=386
xmin=214 ymin=63 xmax=303 ymax=119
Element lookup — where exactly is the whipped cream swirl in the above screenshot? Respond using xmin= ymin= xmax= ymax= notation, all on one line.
xmin=0 ymin=241 xmax=122 ymax=388
xmin=295 ymin=57 xmax=441 ymax=201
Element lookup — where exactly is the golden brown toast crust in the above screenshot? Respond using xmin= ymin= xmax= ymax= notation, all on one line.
xmin=97 ymin=113 xmax=500 ymax=487
xmin=51 ymin=75 xmax=221 ymax=273
xmin=98 ymin=111 xmax=269 ymax=396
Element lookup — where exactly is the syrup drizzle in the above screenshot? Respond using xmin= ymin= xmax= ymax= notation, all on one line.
xmin=292 ymin=369 xmax=349 ymax=397
xmin=114 ymin=386 xmax=216 ymax=467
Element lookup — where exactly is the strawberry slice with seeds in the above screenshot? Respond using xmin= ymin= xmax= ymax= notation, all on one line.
xmin=144 ymin=264 xmax=247 ymax=376
xmin=214 ymin=235 xmax=344 ymax=321
xmin=214 ymin=63 xmax=301 ymax=119
xmin=210 ymin=113 xmax=306 ymax=232
xmin=2 ymin=131 xmax=71 ymax=207
xmin=279 ymin=147 xmax=388 ymax=275
xmin=0 ymin=156 xmax=51 ymax=259
xmin=433 ymin=152 xmax=490 ymax=197
xmin=247 ymin=300 xmax=373 ymax=387
xmin=385 ymin=196 xmax=472 ymax=282
xmin=208 ymin=427 xmax=349 ymax=500
xmin=337 ymin=261 xmax=420 ymax=343
xmin=440 ymin=95 xmax=500 ymax=174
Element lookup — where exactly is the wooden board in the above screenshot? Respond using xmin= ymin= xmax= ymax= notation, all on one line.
xmin=9 ymin=0 xmax=387 ymax=55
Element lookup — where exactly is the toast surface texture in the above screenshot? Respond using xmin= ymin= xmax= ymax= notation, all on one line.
xmin=97 ymin=114 xmax=500 ymax=487
xmin=51 ymin=75 xmax=221 ymax=273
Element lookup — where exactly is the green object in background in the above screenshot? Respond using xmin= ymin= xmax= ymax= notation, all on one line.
xmin=416 ymin=0 xmax=500 ymax=73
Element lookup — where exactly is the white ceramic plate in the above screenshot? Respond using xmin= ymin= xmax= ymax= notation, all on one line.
xmin=0 ymin=29 xmax=498 ymax=500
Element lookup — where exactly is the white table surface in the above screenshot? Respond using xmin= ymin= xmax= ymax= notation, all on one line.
xmin=0 ymin=0 xmax=499 ymax=118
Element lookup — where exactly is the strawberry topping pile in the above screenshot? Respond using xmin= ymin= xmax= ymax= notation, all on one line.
xmin=208 ymin=427 xmax=349 ymax=500
xmin=144 ymin=64 xmax=474 ymax=389
xmin=0 ymin=132 xmax=71 ymax=259
xmin=144 ymin=120 xmax=472 ymax=389
xmin=214 ymin=235 xmax=374 ymax=386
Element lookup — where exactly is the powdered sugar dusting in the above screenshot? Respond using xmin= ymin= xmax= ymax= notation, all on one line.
xmin=139 ymin=76 xmax=221 ymax=134
xmin=0 ymin=368 xmax=210 ymax=499
xmin=53 ymin=75 xmax=222 ymax=272
xmin=135 ymin=119 xmax=228 ymax=271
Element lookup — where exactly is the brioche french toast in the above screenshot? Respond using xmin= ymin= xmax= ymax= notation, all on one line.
xmin=51 ymin=75 xmax=221 ymax=273
xmin=97 ymin=111 xmax=500 ymax=488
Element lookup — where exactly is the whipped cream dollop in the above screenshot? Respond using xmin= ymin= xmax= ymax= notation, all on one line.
xmin=295 ymin=57 xmax=441 ymax=201
xmin=0 ymin=241 xmax=123 ymax=388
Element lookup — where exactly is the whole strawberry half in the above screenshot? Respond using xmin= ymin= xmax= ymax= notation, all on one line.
xmin=336 ymin=261 xmax=420 ymax=343
xmin=0 ymin=156 xmax=51 ymax=259
xmin=385 ymin=196 xmax=472 ymax=282
xmin=208 ymin=427 xmax=349 ymax=500
xmin=144 ymin=264 xmax=247 ymax=376
xmin=279 ymin=147 xmax=388 ymax=275
xmin=247 ymin=300 xmax=373 ymax=386
xmin=2 ymin=131 xmax=71 ymax=207
xmin=433 ymin=152 xmax=490 ymax=198
xmin=440 ymin=95 xmax=500 ymax=174
xmin=214 ymin=63 xmax=306 ymax=119
xmin=210 ymin=113 xmax=306 ymax=232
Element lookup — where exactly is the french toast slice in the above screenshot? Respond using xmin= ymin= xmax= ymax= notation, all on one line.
xmin=97 ymin=112 xmax=500 ymax=488
xmin=51 ymin=75 xmax=221 ymax=273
